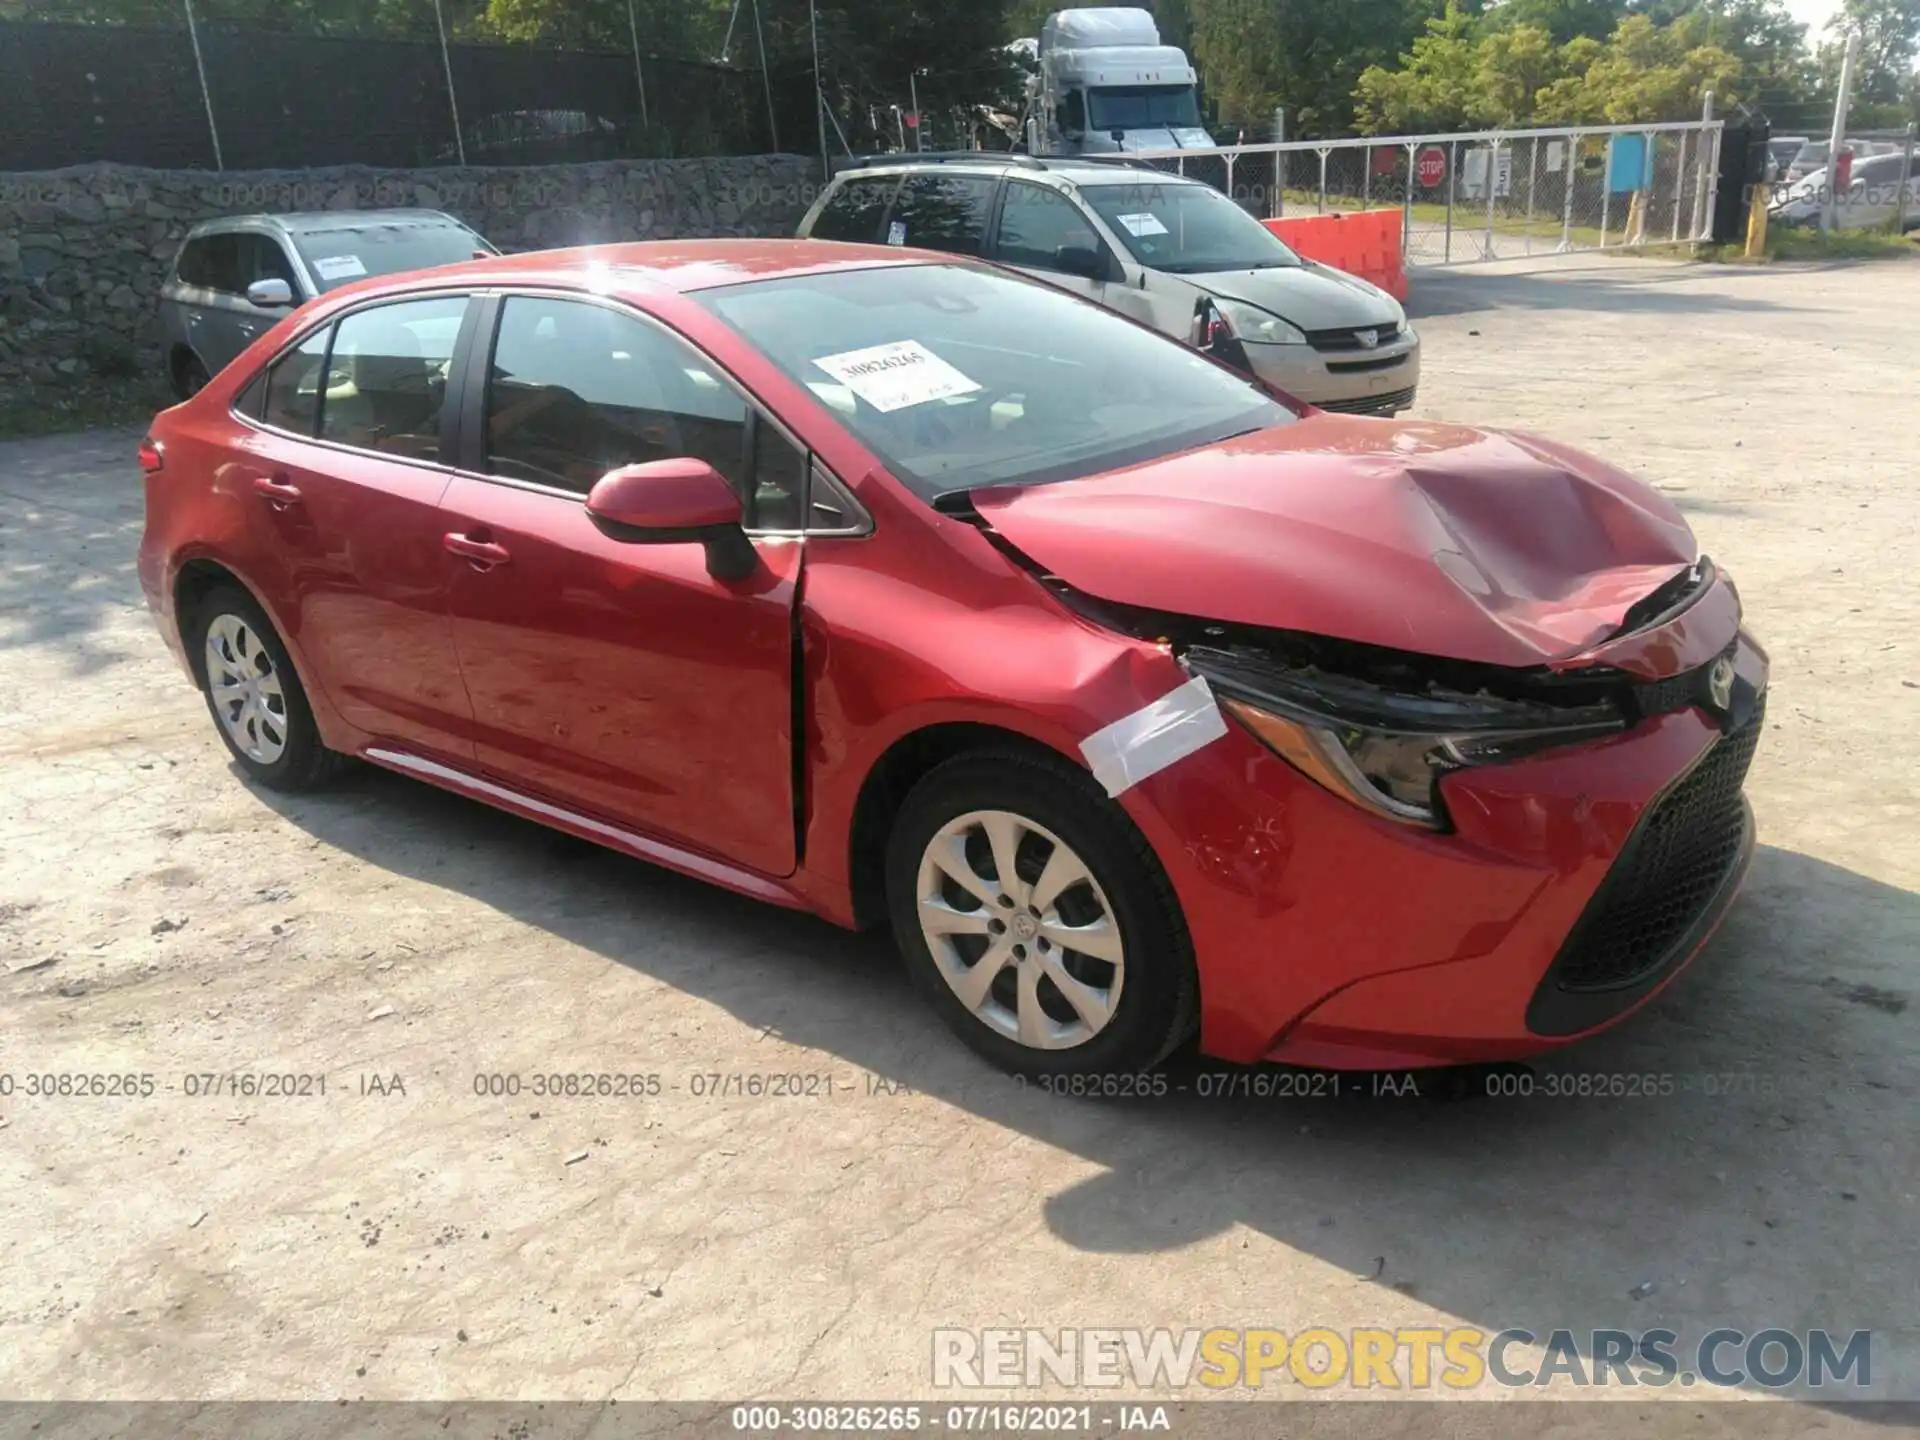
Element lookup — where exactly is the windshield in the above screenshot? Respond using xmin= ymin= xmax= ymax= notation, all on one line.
xmin=294 ymin=220 xmax=490 ymax=292
xmin=693 ymin=263 xmax=1294 ymax=499
xmin=1080 ymin=182 xmax=1301 ymax=274
xmin=1086 ymin=85 xmax=1203 ymax=132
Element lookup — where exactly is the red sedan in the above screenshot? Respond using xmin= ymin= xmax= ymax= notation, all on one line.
xmin=137 ymin=240 xmax=1767 ymax=1077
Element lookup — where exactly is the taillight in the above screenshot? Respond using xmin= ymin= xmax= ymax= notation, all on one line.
xmin=138 ymin=436 xmax=165 ymax=474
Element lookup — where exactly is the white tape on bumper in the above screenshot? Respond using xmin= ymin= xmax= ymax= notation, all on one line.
xmin=1079 ymin=674 xmax=1230 ymax=798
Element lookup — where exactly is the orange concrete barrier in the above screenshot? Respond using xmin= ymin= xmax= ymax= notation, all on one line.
xmin=1262 ymin=208 xmax=1408 ymax=301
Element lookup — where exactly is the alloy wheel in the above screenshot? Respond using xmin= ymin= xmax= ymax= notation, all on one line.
xmin=915 ymin=809 xmax=1125 ymax=1050
xmin=203 ymin=612 xmax=289 ymax=764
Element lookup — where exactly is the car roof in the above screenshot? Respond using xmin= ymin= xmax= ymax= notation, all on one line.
xmin=186 ymin=209 xmax=471 ymax=238
xmin=832 ymin=155 xmax=1195 ymax=189
xmin=317 ymin=238 xmax=952 ymax=300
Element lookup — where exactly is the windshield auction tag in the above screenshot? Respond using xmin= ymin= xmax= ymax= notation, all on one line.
xmin=887 ymin=220 xmax=908 ymax=246
xmin=1116 ymin=212 xmax=1169 ymax=237
xmin=811 ymin=340 xmax=982 ymax=413
xmin=312 ymin=255 xmax=368 ymax=281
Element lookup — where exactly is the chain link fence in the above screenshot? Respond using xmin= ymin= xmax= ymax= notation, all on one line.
xmin=0 ymin=16 xmax=791 ymax=172
xmin=1117 ymin=122 xmax=1725 ymax=266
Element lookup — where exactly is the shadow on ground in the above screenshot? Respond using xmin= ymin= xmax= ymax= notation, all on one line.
xmin=0 ymin=429 xmax=147 ymax=676
xmin=1404 ymin=263 xmax=1821 ymax=320
xmin=256 ymin=763 xmax=1919 ymax=1406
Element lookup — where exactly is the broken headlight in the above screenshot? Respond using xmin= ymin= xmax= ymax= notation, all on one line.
xmin=1187 ymin=646 xmax=1625 ymax=830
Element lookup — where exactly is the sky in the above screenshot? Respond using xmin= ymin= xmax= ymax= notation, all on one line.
xmin=1783 ymin=0 xmax=1844 ymax=39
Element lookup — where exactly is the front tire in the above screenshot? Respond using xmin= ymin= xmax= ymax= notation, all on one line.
xmin=188 ymin=586 xmax=345 ymax=792
xmin=885 ymin=748 xmax=1198 ymax=1078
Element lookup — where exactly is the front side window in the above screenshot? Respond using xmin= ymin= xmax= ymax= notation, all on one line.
xmin=482 ymin=295 xmax=807 ymax=527
xmin=294 ymin=219 xmax=487 ymax=293
xmin=993 ymin=181 xmax=1104 ymax=271
xmin=238 ymin=235 xmax=300 ymax=293
xmin=320 ymin=295 xmax=467 ymax=460
xmin=261 ymin=328 xmax=330 ymax=435
xmin=485 ymin=296 xmax=748 ymax=497
xmin=694 ymin=262 xmax=1293 ymax=501
xmin=810 ymin=177 xmax=901 ymax=243
xmin=1079 ymin=181 xmax=1301 ymax=274
xmin=887 ymin=174 xmax=996 ymax=256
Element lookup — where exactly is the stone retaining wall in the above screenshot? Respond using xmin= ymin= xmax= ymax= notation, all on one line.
xmin=0 ymin=154 xmax=819 ymax=410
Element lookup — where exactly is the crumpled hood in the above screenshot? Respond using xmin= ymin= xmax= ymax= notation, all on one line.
xmin=1195 ymin=261 xmax=1403 ymax=329
xmin=970 ymin=418 xmax=1699 ymax=669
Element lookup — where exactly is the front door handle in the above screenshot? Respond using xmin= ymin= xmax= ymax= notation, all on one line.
xmin=443 ymin=531 xmax=511 ymax=568
xmin=252 ymin=473 xmax=302 ymax=506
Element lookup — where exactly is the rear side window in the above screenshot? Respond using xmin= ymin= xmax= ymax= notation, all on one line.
xmin=261 ymin=328 xmax=330 ymax=436
xmin=888 ymin=174 xmax=995 ymax=256
xmin=809 ymin=177 xmax=900 ymax=243
xmin=176 ymin=234 xmax=242 ymax=293
xmin=319 ymin=296 xmax=467 ymax=460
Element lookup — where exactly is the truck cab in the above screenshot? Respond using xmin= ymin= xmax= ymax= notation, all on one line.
xmin=1026 ymin=7 xmax=1215 ymax=155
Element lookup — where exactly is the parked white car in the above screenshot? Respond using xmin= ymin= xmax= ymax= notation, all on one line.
xmin=1771 ymin=152 xmax=1919 ymax=231
xmin=799 ymin=155 xmax=1419 ymax=415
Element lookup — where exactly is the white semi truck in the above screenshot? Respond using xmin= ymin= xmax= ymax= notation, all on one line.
xmin=1024 ymin=7 xmax=1216 ymax=155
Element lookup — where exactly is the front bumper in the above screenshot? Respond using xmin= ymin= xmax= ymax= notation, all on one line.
xmin=1243 ymin=330 xmax=1421 ymax=414
xmin=1117 ymin=624 xmax=1767 ymax=1069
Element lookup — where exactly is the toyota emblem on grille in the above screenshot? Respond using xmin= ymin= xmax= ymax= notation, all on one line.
xmin=1356 ymin=328 xmax=1380 ymax=348
xmin=1706 ymin=656 xmax=1735 ymax=713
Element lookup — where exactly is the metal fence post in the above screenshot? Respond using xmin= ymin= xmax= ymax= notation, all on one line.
xmin=1524 ymin=137 xmax=1538 ymax=255
xmin=1599 ymin=135 xmax=1613 ymax=246
xmin=1702 ymin=123 xmax=1723 ymax=239
xmin=432 ymin=0 xmax=467 ymax=165
xmin=1317 ymin=147 xmax=1328 ymax=214
xmin=1893 ymin=123 xmax=1917 ymax=235
xmin=1672 ymin=130 xmax=1688 ymax=242
xmin=1362 ymin=147 xmax=1370 ymax=207
xmin=1445 ymin=139 xmax=1457 ymax=262
xmin=1483 ymin=139 xmax=1498 ymax=258
xmin=1402 ymin=143 xmax=1415 ymax=257
xmin=1560 ymin=134 xmax=1575 ymax=251
xmin=627 ymin=0 xmax=652 ymax=129
xmin=181 ymin=0 xmax=224 ymax=170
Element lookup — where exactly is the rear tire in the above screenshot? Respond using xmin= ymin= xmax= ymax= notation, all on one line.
xmin=885 ymin=747 xmax=1198 ymax=1078
xmin=187 ymin=585 xmax=346 ymax=792
xmin=173 ymin=352 xmax=210 ymax=401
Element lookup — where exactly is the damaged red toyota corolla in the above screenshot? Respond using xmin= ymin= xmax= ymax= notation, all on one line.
xmin=136 ymin=241 xmax=1768 ymax=1076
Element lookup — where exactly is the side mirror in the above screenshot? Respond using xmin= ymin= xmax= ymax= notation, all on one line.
xmin=246 ymin=278 xmax=294 ymax=308
xmin=585 ymin=458 xmax=757 ymax=581
xmin=1053 ymin=242 xmax=1108 ymax=281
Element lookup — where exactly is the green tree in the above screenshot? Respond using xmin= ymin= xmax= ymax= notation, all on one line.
xmin=1195 ymin=0 xmax=1451 ymax=133
xmin=1533 ymin=12 xmax=1742 ymax=120
xmin=1353 ymin=4 xmax=1494 ymax=131
xmin=1483 ymin=0 xmax=1620 ymax=43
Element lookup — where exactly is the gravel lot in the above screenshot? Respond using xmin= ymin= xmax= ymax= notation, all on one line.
xmin=1 ymin=254 xmax=1916 ymax=1422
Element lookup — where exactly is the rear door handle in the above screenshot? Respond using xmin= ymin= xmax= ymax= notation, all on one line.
xmin=252 ymin=473 xmax=302 ymax=506
xmin=443 ymin=531 xmax=511 ymax=568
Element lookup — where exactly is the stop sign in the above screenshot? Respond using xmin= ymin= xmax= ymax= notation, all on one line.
xmin=1416 ymin=146 xmax=1447 ymax=187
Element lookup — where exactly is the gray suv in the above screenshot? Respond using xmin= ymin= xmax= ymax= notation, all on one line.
xmin=158 ymin=209 xmax=495 ymax=399
xmin=799 ymin=156 xmax=1419 ymax=415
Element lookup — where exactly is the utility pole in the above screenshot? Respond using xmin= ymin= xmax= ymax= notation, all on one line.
xmin=1823 ymin=29 xmax=1860 ymax=235
xmin=909 ymin=69 xmax=926 ymax=152
xmin=1692 ymin=88 xmax=1715 ymax=239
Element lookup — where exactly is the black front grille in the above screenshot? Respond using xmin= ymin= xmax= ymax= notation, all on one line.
xmin=1317 ymin=386 xmax=1416 ymax=416
xmin=1551 ymin=705 xmax=1764 ymax=994
xmin=1304 ymin=322 xmax=1404 ymax=352
xmin=1631 ymin=639 xmax=1738 ymax=721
